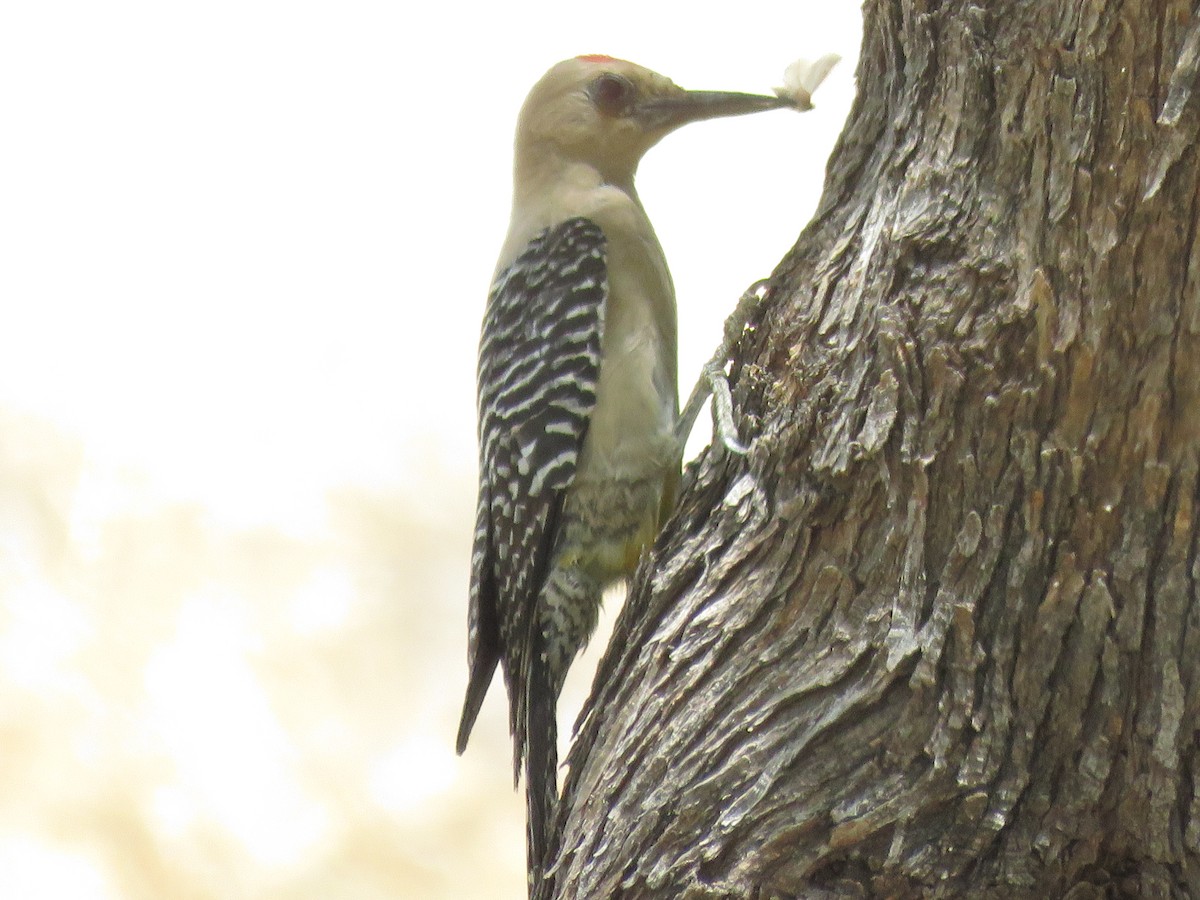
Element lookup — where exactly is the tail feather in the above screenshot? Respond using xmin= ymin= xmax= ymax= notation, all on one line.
xmin=524 ymin=656 xmax=559 ymax=895
xmin=456 ymin=651 xmax=499 ymax=755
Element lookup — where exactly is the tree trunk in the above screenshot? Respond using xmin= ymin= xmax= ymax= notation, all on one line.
xmin=541 ymin=1 xmax=1200 ymax=897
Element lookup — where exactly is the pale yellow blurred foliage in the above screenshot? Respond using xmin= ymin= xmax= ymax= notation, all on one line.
xmin=0 ymin=408 xmax=524 ymax=898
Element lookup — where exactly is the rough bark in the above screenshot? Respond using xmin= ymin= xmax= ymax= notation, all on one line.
xmin=542 ymin=1 xmax=1200 ymax=897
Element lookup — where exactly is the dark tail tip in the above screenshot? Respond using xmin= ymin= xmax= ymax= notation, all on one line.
xmin=456 ymin=653 xmax=500 ymax=755
xmin=525 ymin=664 xmax=559 ymax=894
xmin=454 ymin=715 xmax=473 ymax=757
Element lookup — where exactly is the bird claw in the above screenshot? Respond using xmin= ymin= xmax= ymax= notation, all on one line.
xmin=676 ymin=279 xmax=771 ymax=456
xmin=707 ymin=358 xmax=750 ymax=455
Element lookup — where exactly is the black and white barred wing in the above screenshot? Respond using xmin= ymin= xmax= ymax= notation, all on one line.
xmin=456 ymin=217 xmax=607 ymax=759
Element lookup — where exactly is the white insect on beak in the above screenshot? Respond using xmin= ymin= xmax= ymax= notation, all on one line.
xmin=774 ymin=53 xmax=843 ymax=111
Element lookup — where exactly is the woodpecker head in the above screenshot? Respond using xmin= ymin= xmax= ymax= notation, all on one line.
xmin=516 ymin=56 xmax=796 ymax=183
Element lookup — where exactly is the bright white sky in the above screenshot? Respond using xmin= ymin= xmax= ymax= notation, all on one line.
xmin=0 ymin=3 xmax=862 ymax=897
xmin=1 ymin=0 xmax=860 ymax=535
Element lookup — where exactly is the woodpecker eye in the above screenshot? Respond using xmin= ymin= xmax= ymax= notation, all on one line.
xmin=589 ymin=73 xmax=635 ymax=116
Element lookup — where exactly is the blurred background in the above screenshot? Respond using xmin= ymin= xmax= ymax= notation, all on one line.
xmin=0 ymin=3 xmax=860 ymax=897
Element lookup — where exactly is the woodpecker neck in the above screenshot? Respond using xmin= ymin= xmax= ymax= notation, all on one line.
xmin=514 ymin=140 xmax=640 ymax=206
xmin=500 ymin=151 xmax=647 ymax=276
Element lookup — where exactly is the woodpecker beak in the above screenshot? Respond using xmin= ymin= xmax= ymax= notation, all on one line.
xmin=634 ymin=90 xmax=795 ymax=132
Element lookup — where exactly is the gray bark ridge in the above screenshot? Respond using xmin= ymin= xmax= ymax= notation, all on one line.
xmin=544 ymin=2 xmax=1200 ymax=898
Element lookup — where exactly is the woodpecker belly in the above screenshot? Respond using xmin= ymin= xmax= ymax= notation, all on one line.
xmin=570 ymin=194 xmax=680 ymax=572
xmin=565 ymin=329 xmax=678 ymax=582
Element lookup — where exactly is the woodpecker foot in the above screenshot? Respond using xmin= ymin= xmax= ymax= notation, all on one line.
xmin=676 ymin=279 xmax=771 ymax=456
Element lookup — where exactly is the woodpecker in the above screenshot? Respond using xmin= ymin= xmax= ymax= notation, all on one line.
xmin=456 ymin=55 xmax=801 ymax=887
